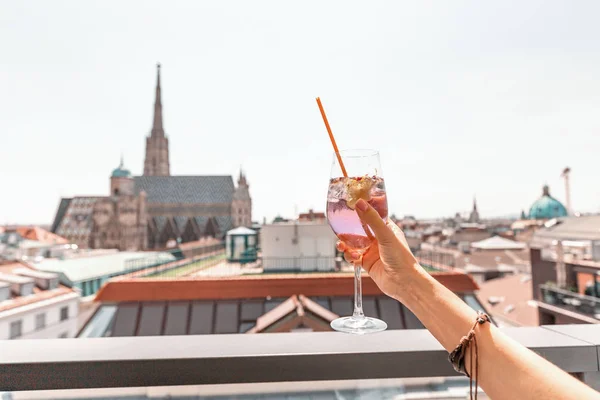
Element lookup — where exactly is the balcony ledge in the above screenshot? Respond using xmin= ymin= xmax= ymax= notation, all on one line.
xmin=1 ymin=325 xmax=599 ymax=391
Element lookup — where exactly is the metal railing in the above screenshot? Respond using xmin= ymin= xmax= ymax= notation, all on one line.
xmin=414 ymin=250 xmax=456 ymax=269
xmin=143 ymin=252 xmax=226 ymax=278
xmin=1 ymin=325 xmax=599 ymax=391
xmin=123 ymin=243 xmax=225 ymax=274
xmin=261 ymin=257 xmax=337 ymax=272
xmin=540 ymin=284 xmax=600 ymax=320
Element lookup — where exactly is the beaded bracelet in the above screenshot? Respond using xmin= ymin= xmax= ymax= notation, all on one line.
xmin=448 ymin=311 xmax=491 ymax=400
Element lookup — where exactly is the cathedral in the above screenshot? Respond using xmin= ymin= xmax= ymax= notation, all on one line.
xmin=51 ymin=64 xmax=252 ymax=250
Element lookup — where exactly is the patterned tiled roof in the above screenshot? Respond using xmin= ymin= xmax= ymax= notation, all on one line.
xmin=51 ymin=198 xmax=72 ymax=233
xmin=134 ymin=176 xmax=234 ymax=204
xmin=215 ymin=215 xmax=233 ymax=233
xmin=193 ymin=216 xmax=209 ymax=231
xmin=174 ymin=216 xmax=188 ymax=232
xmin=54 ymin=197 xmax=102 ymax=238
xmin=153 ymin=216 xmax=167 ymax=232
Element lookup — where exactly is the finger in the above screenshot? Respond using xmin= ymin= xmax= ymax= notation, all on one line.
xmin=336 ymin=241 xmax=347 ymax=252
xmin=355 ymin=199 xmax=396 ymax=244
xmin=343 ymin=250 xmax=362 ymax=264
xmin=361 ymin=243 xmax=379 ymax=272
xmin=388 ymin=220 xmax=409 ymax=248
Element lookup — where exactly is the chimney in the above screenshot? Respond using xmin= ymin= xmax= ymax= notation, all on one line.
xmin=0 ymin=273 xmax=35 ymax=296
xmin=0 ymin=282 xmax=10 ymax=301
xmin=14 ymin=268 xmax=59 ymax=290
xmin=561 ymin=167 xmax=572 ymax=215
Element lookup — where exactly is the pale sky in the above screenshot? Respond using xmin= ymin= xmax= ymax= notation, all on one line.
xmin=2 ymin=1 xmax=600 ymax=225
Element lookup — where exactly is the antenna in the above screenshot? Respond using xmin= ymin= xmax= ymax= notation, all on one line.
xmin=560 ymin=167 xmax=572 ymax=215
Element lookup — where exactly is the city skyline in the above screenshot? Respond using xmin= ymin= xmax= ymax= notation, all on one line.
xmin=3 ymin=1 xmax=600 ymax=225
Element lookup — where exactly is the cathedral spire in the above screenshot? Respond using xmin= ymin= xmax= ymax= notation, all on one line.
xmin=468 ymin=195 xmax=480 ymax=223
xmin=144 ymin=63 xmax=170 ymax=176
xmin=151 ymin=63 xmax=164 ymax=137
xmin=238 ymin=167 xmax=247 ymax=187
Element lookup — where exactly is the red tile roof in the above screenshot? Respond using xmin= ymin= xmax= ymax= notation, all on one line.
xmin=15 ymin=226 xmax=68 ymax=244
xmin=95 ymin=271 xmax=479 ymax=303
xmin=476 ymin=274 xmax=538 ymax=327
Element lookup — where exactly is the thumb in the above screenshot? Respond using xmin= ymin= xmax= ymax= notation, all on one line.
xmin=355 ymin=199 xmax=395 ymax=244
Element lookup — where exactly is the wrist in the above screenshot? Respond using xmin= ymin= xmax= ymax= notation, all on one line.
xmin=390 ymin=262 xmax=430 ymax=304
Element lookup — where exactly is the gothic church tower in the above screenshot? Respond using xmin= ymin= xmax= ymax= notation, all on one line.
xmin=143 ymin=63 xmax=170 ymax=176
xmin=232 ymin=169 xmax=252 ymax=227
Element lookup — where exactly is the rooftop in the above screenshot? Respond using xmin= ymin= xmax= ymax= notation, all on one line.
xmin=14 ymin=226 xmax=67 ymax=244
xmin=0 ymin=262 xmax=76 ymax=313
xmin=134 ymin=175 xmax=234 ymax=204
xmin=529 ymin=185 xmax=568 ymax=220
xmin=80 ymin=271 xmax=481 ymax=337
xmin=455 ymin=249 xmax=530 ymax=272
xmin=471 ymin=235 xmax=526 ymax=250
xmin=32 ymin=251 xmax=176 ymax=283
xmin=226 ymin=226 xmax=257 ymax=235
xmin=477 ymin=273 xmax=538 ymax=327
xmin=533 ymin=216 xmax=600 ymax=242
xmin=95 ymin=271 xmax=479 ymax=302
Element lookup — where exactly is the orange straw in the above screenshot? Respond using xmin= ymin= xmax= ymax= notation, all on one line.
xmin=316 ymin=97 xmax=348 ymax=177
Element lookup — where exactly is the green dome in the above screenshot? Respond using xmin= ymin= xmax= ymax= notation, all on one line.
xmin=111 ymin=158 xmax=132 ymax=178
xmin=529 ymin=185 xmax=567 ymax=220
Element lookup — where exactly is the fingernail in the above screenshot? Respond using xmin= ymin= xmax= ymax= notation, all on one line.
xmin=350 ymin=251 xmax=360 ymax=260
xmin=356 ymin=199 xmax=368 ymax=212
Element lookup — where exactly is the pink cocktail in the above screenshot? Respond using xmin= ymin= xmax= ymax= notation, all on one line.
xmin=325 ymin=150 xmax=388 ymax=334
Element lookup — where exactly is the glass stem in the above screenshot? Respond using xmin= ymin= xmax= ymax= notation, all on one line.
xmin=352 ymin=263 xmax=365 ymax=319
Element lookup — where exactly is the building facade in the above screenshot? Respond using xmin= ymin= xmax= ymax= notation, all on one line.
xmin=0 ymin=262 xmax=80 ymax=340
xmin=231 ymin=170 xmax=252 ymax=228
xmin=530 ymin=216 xmax=600 ymax=325
xmin=260 ymin=221 xmax=338 ymax=272
xmin=89 ymin=161 xmax=148 ymax=251
xmin=51 ymin=64 xmax=252 ymax=250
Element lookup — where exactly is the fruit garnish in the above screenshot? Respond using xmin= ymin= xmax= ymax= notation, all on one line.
xmin=346 ymin=176 xmax=374 ymax=209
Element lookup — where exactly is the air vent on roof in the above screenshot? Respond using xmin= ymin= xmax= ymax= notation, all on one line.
xmin=504 ymin=304 xmax=515 ymax=314
xmin=14 ymin=268 xmax=59 ymax=290
xmin=487 ymin=296 xmax=505 ymax=305
xmin=0 ymin=273 xmax=35 ymax=296
xmin=0 ymin=282 xmax=10 ymax=302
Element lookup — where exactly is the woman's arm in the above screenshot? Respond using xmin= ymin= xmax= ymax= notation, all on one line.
xmin=342 ymin=199 xmax=599 ymax=400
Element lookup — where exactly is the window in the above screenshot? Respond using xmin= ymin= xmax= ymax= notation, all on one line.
xmin=9 ymin=320 xmax=22 ymax=339
xmin=60 ymin=306 xmax=69 ymax=321
xmin=35 ymin=313 xmax=46 ymax=331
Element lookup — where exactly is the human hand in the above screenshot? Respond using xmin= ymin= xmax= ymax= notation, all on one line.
xmin=337 ymin=198 xmax=423 ymax=299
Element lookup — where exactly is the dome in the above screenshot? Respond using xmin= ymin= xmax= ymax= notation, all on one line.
xmin=528 ymin=185 xmax=567 ymax=220
xmin=111 ymin=158 xmax=132 ymax=178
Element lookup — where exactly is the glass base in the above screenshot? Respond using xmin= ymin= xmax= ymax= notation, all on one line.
xmin=330 ymin=316 xmax=387 ymax=334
